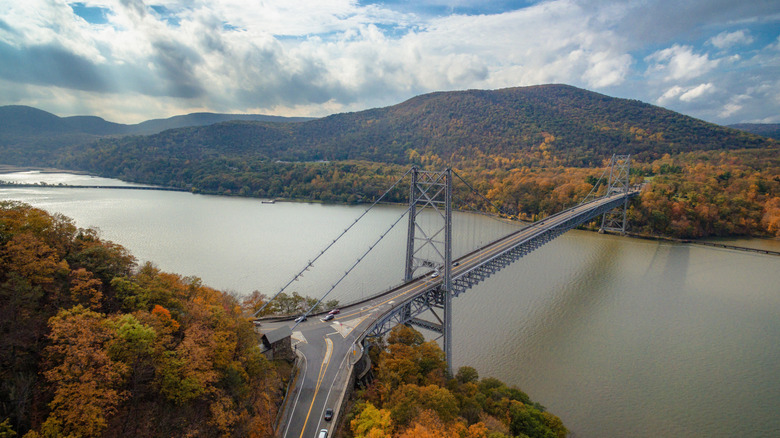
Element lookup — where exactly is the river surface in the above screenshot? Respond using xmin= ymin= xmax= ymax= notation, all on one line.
xmin=2 ymin=171 xmax=779 ymax=437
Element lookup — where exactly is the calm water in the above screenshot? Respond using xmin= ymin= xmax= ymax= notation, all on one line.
xmin=2 ymin=172 xmax=779 ymax=437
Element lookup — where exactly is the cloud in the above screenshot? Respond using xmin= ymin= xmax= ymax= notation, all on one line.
xmin=645 ymin=45 xmax=719 ymax=81
xmin=679 ymin=83 xmax=714 ymax=101
xmin=709 ymin=30 xmax=754 ymax=49
xmin=583 ymin=51 xmax=633 ymax=88
xmin=0 ymin=0 xmax=778 ymax=124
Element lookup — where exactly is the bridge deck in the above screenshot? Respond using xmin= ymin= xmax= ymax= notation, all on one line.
xmin=264 ymin=189 xmax=639 ymax=437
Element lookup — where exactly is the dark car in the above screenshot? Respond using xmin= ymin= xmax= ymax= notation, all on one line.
xmin=324 ymin=408 xmax=333 ymax=421
xmin=323 ymin=314 xmax=335 ymax=321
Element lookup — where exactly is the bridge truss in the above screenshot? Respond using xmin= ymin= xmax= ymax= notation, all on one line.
xmin=600 ymin=154 xmax=632 ymax=234
xmin=364 ymin=158 xmax=638 ymax=375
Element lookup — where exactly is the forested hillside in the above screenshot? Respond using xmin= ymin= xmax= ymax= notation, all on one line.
xmin=55 ymin=85 xmax=769 ymax=168
xmin=0 ymin=202 xmax=285 ymax=437
xmin=346 ymin=325 xmax=567 ymax=437
xmin=728 ymin=123 xmax=780 ymax=140
xmin=0 ymin=105 xmax=310 ymax=164
xmin=1 ymin=85 xmax=778 ymax=239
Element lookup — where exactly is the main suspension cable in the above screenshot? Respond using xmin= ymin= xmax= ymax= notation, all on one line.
xmin=254 ymin=167 xmax=413 ymax=317
xmin=579 ymin=159 xmax=611 ymax=205
xmin=452 ymin=169 xmax=514 ymax=218
xmin=293 ymin=204 xmax=413 ymax=329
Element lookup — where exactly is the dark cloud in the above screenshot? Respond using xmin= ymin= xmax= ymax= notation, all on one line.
xmin=150 ymin=39 xmax=206 ymax=99
xmin=0 ymin=41 xmax=110 ymax=92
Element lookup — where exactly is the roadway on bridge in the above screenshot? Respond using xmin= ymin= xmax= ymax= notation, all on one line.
xmin=262 ymin=192 xmax=634 ymax=437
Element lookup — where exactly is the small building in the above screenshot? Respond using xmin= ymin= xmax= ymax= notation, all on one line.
xmin=260 ymin=326 xmax=294 ymax=361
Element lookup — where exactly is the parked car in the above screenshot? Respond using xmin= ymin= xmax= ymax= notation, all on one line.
xmin=328 ymin=308 xmax=340 ymax=315
xmin=294 ymin=315 xmax=307 ymax=323
xmin=318 ymin=429 xmax=328 ymax=438
xmin=323 ymin=314 xmax=335 ymax=321
xmin=324 ymin=407 xmax=333 ymax=421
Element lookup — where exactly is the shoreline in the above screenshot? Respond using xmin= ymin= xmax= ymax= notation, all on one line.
xmin=3 ymin=168 xmax=777 ymax=253
xmin=0 ymin=164 xmax=90 ymax=175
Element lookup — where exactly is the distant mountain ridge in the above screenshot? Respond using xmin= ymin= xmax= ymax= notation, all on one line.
xmin=0 ymin=104 xmax=313 ymax=137
xmin=728 ymin=123 xmax=780 ymax=140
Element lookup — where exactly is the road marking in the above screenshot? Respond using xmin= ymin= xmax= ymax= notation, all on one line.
xmin=298 ymin=338 xmax=333 ymax=438
xmin=292 ymin=331 xmax=307 ymax=344
xmin=282 ymin=351 xmax=307 ymax=438
xmin=338 ymin=314 xmax=371 ymax=337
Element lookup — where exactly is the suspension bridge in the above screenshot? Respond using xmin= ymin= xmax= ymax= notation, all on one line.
xmin=256 ymin=155 xmax=639 ymax=437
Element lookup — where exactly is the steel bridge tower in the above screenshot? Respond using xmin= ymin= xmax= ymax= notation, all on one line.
xmin=404 ymin=167 xmax=454 ymax=375
xmin=600 ymin=154 xmax=631 ymax=234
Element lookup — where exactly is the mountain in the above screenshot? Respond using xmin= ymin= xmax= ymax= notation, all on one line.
xmin=728 ymin=123 xmax=780 ymax=140
xmin=62 ymin=84 xmax=771 ymax=169
xmin=1 ymin=84 xmax=777 ymax=239
xmin=0 ymin=105 xmax=312 ymax=137
xmin=0 ymin=105 xmax=126 ymax=136
xmin=129 ymin=112 xmax=313 ymax=135
xmin=0 ymin=105 xmax=313 ymax=164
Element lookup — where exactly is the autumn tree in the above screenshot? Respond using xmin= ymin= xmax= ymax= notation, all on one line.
xmin=42 ymin=306 xmax=129 ymax=438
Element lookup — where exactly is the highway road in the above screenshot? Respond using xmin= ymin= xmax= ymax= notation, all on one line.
xmin=262 ymin=191 xmax=637 ymax=437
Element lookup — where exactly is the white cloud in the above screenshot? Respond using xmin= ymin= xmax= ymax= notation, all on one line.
xmin=709 ymin=29 xmax=753 ymax=50
xmin=583 ymin=51 xmax=633 ymax=87
xmin=679 ymin=82 xmax=714 ymax=101
xmin=657 ymin=85 xmax=685 ymax=105
xmin=0 ymin=0 xmax=778 ymax=124
xmin=719 ymin=102 xmax=742 ymax=119
xmin=656 ymin=83 xmax=714 ymax=105
xmin=645 ymin=44 xmax=719 ymax=81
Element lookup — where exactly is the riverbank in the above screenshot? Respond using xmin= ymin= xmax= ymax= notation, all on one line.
xmin=0 ymin=164 xmax=90 ymax=174
xmin=3 ymin=167 xmax=777 ymax=255
xmin=0 ymin=182 xmax=187 ymax=192
xmin=621 ymin=230 xmax=780 ymax=256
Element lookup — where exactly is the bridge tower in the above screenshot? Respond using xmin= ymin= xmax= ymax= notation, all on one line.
xmin=600 ymin=154 xmax=632 ymax=234
xmin=404 ymin=167 xmax=454 ymax=375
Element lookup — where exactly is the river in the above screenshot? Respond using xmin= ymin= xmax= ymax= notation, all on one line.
xmin=2 ymin=171 xmax=779 ymax=437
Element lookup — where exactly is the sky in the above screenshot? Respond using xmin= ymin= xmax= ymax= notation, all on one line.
xmin=0 ymin=0 xmax=778 ymax=125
